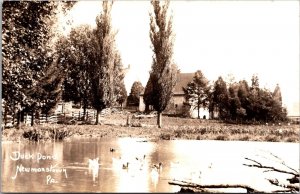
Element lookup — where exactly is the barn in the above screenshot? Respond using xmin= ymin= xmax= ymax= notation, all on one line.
xmin=139 ymin=73 xmax=210 ymax=119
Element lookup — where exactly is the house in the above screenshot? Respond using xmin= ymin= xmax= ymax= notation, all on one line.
xmin=139 ymin=73 xmax=210 ymax=119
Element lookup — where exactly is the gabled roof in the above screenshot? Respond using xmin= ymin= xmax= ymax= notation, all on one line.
xmin=173 ymin=73 xmax=194 ymax=95
xmin=140 ymin=72 xmax=194 ymax=96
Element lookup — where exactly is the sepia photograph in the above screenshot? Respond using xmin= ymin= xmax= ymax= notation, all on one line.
xmin=1 ymin=0 xmax=299 ymax=193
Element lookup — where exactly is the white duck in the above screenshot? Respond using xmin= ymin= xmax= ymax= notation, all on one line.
xmin=88 ymin=157 xmax=99 ymax=170
xmin=150 ymin=162 xmax=162 ymax=186
xmin=88 ymin=157 xmax=99 ymax=181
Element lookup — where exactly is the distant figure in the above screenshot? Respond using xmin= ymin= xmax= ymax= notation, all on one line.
xmin=110 ymin=148 xmax=116 ymax=152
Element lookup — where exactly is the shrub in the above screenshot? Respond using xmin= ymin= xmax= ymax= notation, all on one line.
xmin=240 ymin=135 xmax=250 ymax=141
xmin=160 ymin=133 xmax=171 ymax=140
xmin=215 ymin=134 xmax=228 ymax=141
xmin=265 ymin=135 xmax=279 ymax=142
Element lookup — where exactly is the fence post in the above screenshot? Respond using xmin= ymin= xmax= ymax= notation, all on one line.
xmin=126 ymin=114 xmax=131 ymax=126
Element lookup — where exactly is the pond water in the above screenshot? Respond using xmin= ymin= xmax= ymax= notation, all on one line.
xmin=2 ymin=138 xmax=299 ymax=192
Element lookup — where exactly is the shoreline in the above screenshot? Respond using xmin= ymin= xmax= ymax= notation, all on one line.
xmin=2 ymin=115 xmax=299 ymax=143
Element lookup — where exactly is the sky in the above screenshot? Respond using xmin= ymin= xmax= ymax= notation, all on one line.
xmin=57 ymin=0 xmax=299 ymax=116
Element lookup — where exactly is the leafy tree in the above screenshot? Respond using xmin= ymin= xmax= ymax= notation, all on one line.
xmin=225 ymin=76 xmax=287 ymax=123
xmin=2 ymin=1 xmax=76 ymax=126
xmin=149 ymin=0 xmax=177 ymax=127
xmin=113 ymin=52 xmax=127 ymax=108
xmin=115 ymin=83 xmax=127 ymax=108
xmin=127 ymin=81 xmax=144 ymax=106
xmin=248 ymin=74 xmax=260 ymax=121
xmin=227 ymin=83 xmax=241 ymax=120
xmin=271 ymin=84 xmax=286 ymax=121
xmin=61 ymin=25 xmax=94 ymax=120
xmin=273 ymin=84 xmax=282 ymax=106
xmin=237 ymin=80 xmax=251 ymax=120
xmin=212 ymin=76 xmax=229 ymax=119
xmin=143 ymin=76 xmax=154 ymax=113
xmin=183 ymin=70 xmax=210 ymax=119
xmin=88 ymin=0 xmax=117 ymax=124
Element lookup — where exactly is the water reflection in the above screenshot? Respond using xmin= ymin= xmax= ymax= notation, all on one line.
xmin=2 ymin=139 xmax=299 ymax=192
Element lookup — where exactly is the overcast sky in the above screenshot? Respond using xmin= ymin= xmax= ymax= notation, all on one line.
xmin=58 ymin=0 xmax=299 ymax=116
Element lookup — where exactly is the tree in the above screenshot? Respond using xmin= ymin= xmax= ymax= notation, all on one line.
xmin=212 ymin=76 xmax=229 ymax=119
xmin=149 ymin=0 xmax=177 ymax=128
xmin=127 ymin=81 xmax=144 ymax=107
xmin=88 ymin=0 xmax=117 ymax=124
xmin=143 ymin=76 xmax=154 ymax=113
xmin=227 ymin=83 xmax=241 ymax=120
xmin=2 ymin=1 xmax=76 ymax=126
xmin=112 ymin=51 xmax=127 ymax=108
xmin=61 ymin=25 xmax=94 ymax=120
xmin=226 ymin=77 xmax=287 ymax=123
xmin=237 ymin=80 xmax=251 ymax=120
xmin=115 ymin=83 xmax=127 ymax=108
xmin=273 ymin=84 xmax=282 ymax=106
xmin=248 ymin=74 xmax=260 ymax=121
xmin=183 ymin=70 xmax=210 ymax=119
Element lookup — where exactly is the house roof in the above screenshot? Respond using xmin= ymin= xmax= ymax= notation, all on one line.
xmin=140 ymin=72 xmax=194 ymax=96
xmin=173 ymin=73 xmax=194 ymax=95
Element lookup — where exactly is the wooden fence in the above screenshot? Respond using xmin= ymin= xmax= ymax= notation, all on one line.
xmin=2 ymin=109 xmax=103 ymax=128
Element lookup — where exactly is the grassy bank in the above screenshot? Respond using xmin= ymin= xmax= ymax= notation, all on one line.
xmin=2 ymin=113 xmax=299 ymax=142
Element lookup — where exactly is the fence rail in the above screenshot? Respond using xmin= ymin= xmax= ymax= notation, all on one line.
xmin=1 ymin=109 xmax=102 ymax=128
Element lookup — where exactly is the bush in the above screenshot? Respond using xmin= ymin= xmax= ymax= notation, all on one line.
xmin=160 ymin=133 xmax=171 ymax=140
xmin=265 ymin=135 xmax=279 ymax=142
xmin=240 ymin=135 xmax=250 ymax=141
xmin=22 ymin=126 xmax=71 ymax=142
xmin=216 ymin=134 xmax=228 ymax=141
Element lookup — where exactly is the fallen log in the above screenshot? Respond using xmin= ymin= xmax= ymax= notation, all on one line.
xmin=267 ymin=178 xmax=299 ymax=192
xmin=168 ymin=180 xmax=260 ymax=193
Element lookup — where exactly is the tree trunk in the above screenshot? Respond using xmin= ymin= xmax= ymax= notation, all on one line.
xmin=95 ymin=109 xmax=100 ymax=125
xmin=197 ymin=104 xmax=200 ymax=119
xmin=145 ymin=104 xmax=149 ymax=113
xmin=83 ymin=105 xmax=87 ymax=121
xmin=4 ymin=102 xmax=7 ymax=128
xmin=157 ymin=112 xmax=162 ymax=128
xmin=16 ymin=110 xmax=21 ymax=128
xmin=31 ymin=110 xmax=34 ymax=126
xmin=20 ymin=110 xmax=25 ymax=123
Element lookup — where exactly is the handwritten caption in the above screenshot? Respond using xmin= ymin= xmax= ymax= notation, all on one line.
xmin=10 ymin=151 xmax=68 ymax=184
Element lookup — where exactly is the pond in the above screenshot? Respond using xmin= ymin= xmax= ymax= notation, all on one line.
xmin=2 ymin=138 xmax=298 ymax=192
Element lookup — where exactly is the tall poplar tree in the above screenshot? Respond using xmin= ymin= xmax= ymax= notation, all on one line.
xmin=88 ymin=0 xmax=117 ymax=124
xmin=149 ymin=0 xmax=177 ymax=128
